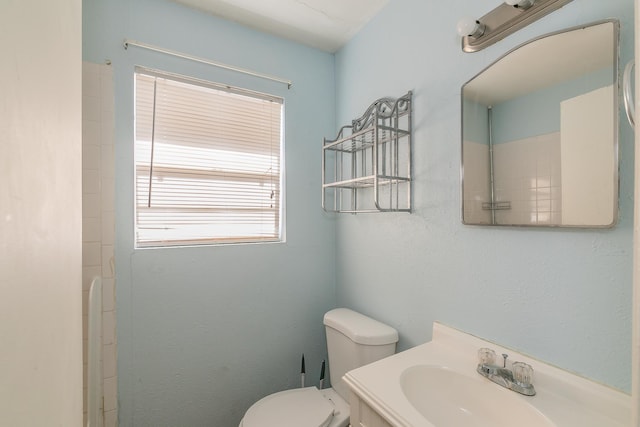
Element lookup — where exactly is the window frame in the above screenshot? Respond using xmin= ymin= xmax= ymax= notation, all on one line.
xmin=133 ymin=67 xmax=286 ymax=248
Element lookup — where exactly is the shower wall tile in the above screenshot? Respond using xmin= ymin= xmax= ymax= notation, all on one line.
xmin=104 ymin=376 xmax=117 ymax=412
xmin=103 ymin=343 xmax=117 ymax=378
xmin=493 ymin=132 xmax=562 ymax=225
xmin=83 ymin=61 xmax=117 ymax=426
xmin=102 ymin=278 xmax=115 ymax=312
xmin=102 ymin=245 xmax=114 ymax=278
xmin=83 ymin=193 xmax=101 ymax=219
xmin=462 ymin=140 xmax=492 ymax=224
xmin=83 ymin=242 xmax=102 ymax=267
xmin=83 ymin=217 xmax=101 ymax=243
xmin=83 ymin=95 xmax=101 ymax=123
xmin=83 ymin=144 xmax=101 ymax=170
xmin=83 ymin=120 xmax=100 ymax=145
xmin=83 ymin=62 xmax=100 ymax=97
xmin=104 ymin=409 xmax=117 ymax=427
xmin=102 ymin=212 xmax=115 ymax=245
xmin=83 ymin=169 xmax=101 ymax=195
xmin=102 ymin=311 xmax=115 ymax=345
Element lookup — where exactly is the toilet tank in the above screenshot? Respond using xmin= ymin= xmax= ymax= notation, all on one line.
xmin=323 ymin=308 xmax=398 ymax=401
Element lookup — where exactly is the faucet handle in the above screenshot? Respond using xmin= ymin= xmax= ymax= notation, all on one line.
xmin=478 ymin=348 xmax=496 ymax=365
xmin=512 ymin=362 xmax=534 ymax=386
xmin=502 ymin=353 xmax=508 ymax=368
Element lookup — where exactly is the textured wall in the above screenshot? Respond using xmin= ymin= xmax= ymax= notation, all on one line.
xmin=83 ymin=0 xmax=337 ymax=425
xmin=335 ymin=0 xmax=634 ymax=392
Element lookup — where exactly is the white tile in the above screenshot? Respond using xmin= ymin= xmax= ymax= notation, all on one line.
xmin=83 ymin=217 xmax=101 ymax=243
xmin=83 ymin=95 xmax=101 ymax=122
xmin=100 ymin=65 xmax=114 ymax=96
xmin=101 ymin=178 xmax=114 ymax=207
xmin=83 ymin=169 xmax=101 ymax=195
xmin=537 ymin=199 xmax=551 ymax=212
xmin=83 ymin=120 xmax=101 ymax=146
xmin=99 ymin=62 xmax=113 ymax=78
xmin=102 ymin=211 xmax=115 ymax=245
xmin=101 ymin=145 xmax=115 ymax=179
xmin=103 ymin=311 xmax=115 ymax=345
xmin=103 ymin=343 xmax=117 ymax=378
xmin=104 ymin=376 xmax=118 ymax=412
xmin=83 ymin=193 xmax=101 ymax=218
xmin=83 ymin=242 xmax=101 ymax=267
xmin=82 ymin=63 xmax=100 ymax=97
xmin=537 ymin=212 xmax=551 ymax=224
xmin=102 ymin=278 xmax=115 ymax=312
xmin=83 ymin=144 xmax=101 ymax=170
xmin=104 ymin=409 xmax=118 ymax=427
xmin=101 ymin=86 xmax=114 ymax=113
xmin=102 ymin=245 xmax=114 ymax=279
xmin=536 ymin=187 xmax=551 ymax=199
xmin=101 ymin=120 xmax=114 ymax=147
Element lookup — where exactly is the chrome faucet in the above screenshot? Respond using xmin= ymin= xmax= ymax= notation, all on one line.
xmin=476 ymin=348 xmax=536 ymax=396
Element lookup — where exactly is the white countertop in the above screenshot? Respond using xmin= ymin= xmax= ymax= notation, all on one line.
xmin=343 ymin=322 xmax=630 ymax=427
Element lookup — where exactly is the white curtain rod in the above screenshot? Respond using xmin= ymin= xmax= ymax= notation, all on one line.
xmin=123 ymin=39 xmax=292 ymax=89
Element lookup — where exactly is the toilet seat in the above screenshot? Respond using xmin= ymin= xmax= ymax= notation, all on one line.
xmin=240 ymin=387 xmax=339 ymax=427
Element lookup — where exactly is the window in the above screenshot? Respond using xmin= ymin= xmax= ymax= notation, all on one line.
xmin=134 ymin=69 xmax=284 ymax=247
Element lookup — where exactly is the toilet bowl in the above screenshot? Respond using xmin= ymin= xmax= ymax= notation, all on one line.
xmin=239 ymin=308 xmax=398 ymax=427
xmin=239 ymin=386 xmax=349 ymax=427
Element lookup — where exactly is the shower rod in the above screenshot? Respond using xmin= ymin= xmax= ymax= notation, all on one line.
xmin=123 ymin=39 xmax=293 ymax=89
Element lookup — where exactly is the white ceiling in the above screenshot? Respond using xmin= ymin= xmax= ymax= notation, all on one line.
xmin=170 ymin=0 xmax=390 ymax=52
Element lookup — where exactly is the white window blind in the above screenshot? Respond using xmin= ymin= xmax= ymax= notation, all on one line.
xmin=134 ymin=69 xmax=284 ymax=247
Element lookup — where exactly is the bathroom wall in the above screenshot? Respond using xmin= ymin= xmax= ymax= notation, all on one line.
xmin=83 ymin=0 xmax=337 ymax=425
xmin=82 ymin=61 xmax=118 ymax=426
xmin=335 ymin=0 xmax=634 ymax=392
xmin=491 ymin=67 xmax=612 ymax=144
xmin=0 ymin=0 xmax=83 ymax=424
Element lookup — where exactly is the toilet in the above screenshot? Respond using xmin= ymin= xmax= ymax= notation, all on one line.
xmin=239 ymin=308 xmax=399 ymax=427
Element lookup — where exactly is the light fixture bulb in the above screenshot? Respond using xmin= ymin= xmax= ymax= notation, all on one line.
xmin=505 ymin=0 xmax=535 ymax=9
xmin=456 ymin=17 xmax=485 ymax=38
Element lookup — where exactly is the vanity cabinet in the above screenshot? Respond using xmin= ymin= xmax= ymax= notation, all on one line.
xmin=349 ymin=392 xmax=394 ymax=427
xmin=322 ymin=92 xmax=412 ymax=214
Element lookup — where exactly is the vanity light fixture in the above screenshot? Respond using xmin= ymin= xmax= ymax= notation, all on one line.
xmin=505 ymin=0 xmax=535 ymax=10
xmin=456 ymin=17 xmax=486 ymax=38
xmin=458 ymin=0 xmax=574 ymax=52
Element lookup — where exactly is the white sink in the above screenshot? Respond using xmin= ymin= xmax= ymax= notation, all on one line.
xmin=343 ymin=322 xmax=630 ymax=427
xmin=400 ymin=365 xmax=554 ymax=427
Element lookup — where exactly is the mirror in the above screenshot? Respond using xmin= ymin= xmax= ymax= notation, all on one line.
xmin=461 ymin=20 xmax=619 ymax=227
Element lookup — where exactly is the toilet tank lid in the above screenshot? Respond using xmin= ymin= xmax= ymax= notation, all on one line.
xmin=323 ymin=308 xmax=398 ymax=345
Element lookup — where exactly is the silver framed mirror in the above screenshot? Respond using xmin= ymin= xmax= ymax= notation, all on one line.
xmin=461 ymin=20 xmax=619 ymax=227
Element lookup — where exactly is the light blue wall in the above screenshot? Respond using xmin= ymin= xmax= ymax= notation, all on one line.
xmin=492 ymin=66 xmax=613 ymax=144
xmin=83 ymin=0 xmax=336 ymax=425
xmin=462 ymin=98 xmax=489 ymax=145
xmin=335 ymin=0 xmax=634 ymax=392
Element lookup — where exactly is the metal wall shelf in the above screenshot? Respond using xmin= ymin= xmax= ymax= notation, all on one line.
xmin=322 ymin=92 xmax=413 ymax=213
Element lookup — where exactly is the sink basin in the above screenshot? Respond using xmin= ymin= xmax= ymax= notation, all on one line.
xmin=400 ymin=365 xmax=555 ymax=427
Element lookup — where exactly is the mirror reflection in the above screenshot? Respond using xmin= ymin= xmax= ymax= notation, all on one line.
xmin=461 ymin=20 xmax=619 ymax=227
